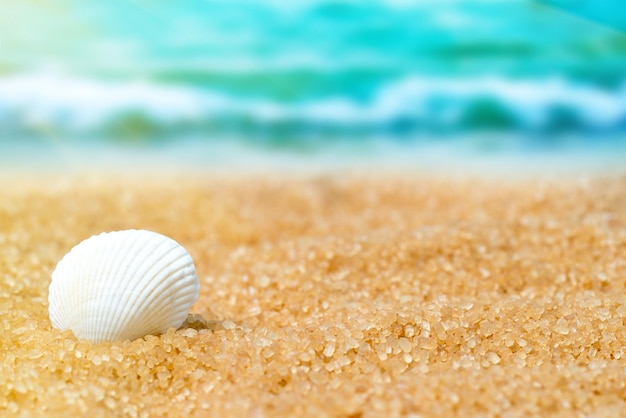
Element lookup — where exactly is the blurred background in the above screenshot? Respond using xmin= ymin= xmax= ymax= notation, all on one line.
xmin=1 ymin=0 xmax=625 ymax=173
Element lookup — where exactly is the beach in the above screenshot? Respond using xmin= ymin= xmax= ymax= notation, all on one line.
xmin=2 ymin=172 xmax=626 ymax=417
xmin=2 ymin=0 xmax=625 ymax=415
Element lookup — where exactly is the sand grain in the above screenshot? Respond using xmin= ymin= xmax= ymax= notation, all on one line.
xmin=1 ymin=174 xmax=626 ymax=417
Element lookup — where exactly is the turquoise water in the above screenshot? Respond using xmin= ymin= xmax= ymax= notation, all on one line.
xmin=1 ymin=0 xmax=626 ymax=168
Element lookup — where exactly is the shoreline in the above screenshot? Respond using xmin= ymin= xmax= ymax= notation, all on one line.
xmin=2 ymin=133 xmax=626 ymax=180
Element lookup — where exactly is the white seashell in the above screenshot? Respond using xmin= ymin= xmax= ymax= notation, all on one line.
xmin=49 ymin=230 xmax=200 ymax=343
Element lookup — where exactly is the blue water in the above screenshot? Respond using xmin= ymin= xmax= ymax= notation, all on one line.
xmin=1 ymin=0 xmax=626 ymax=169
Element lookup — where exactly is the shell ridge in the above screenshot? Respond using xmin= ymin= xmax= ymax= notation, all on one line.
xmin=96 ymin=230 xmax=149 ymax=340
xmin=116 ymin=245 xmax=190 ymax=324
xmin=93 ymin=230 xmax=143 ymax=342
xmin=103 ymin=230 xmax=165 ymax=341
xmin=126 ymin=303 xmax=188 ymax=340
xmin=124 ymin=266 xmax=199 ymax=338
xmin=121 ymin=254 xmax=196 ymax=338
xmin=93 ymin=234 xmax=128 ymax=342
xmin=73 ymin=232 xmax=126 ymax=341
xmin=64 ymin=234 xmax=106 ymax=336
xmin=131 ymin=270 xmax=199 ymax=336
xmin=109 ymin=233 xmax=182 ymax=340
xmin=138 ymin=287 xmax=199 ymax=333
xmin=136 ymin=268 xmax=199 ymax=318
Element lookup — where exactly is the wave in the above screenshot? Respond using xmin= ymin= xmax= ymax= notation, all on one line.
xmin=1 ymin=73 xmax=625 ymax=139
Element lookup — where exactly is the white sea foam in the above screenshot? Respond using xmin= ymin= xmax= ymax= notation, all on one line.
xmin=0 ymin=72 xmax=624 ymax=134
xmin=373 ymin=76 xmax=626 ymax=128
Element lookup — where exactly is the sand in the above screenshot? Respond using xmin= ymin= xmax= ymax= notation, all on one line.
xmin=2 ymin=172 xmax=626 ymax=417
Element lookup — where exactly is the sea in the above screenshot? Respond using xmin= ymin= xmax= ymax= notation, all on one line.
xmin=1 ymin=0 xmax=625 ymax=174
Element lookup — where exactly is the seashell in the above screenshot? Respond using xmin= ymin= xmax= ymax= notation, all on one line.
xmin=48 ymin=229 xmax=200 ymax=343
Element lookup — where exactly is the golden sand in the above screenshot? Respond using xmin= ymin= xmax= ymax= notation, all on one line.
xmin=2 ymin=173 xmax=626 ymax=417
